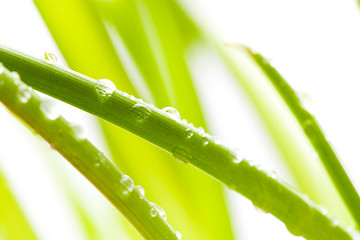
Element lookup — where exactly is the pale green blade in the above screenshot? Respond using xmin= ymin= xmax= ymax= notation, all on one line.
xmin=219 ymin=44 xmax=354 ymax=227
xmin=245 ymin=47 xmax=360 ymax=228
xmin=32 ymin=0 xmax=233 ymax=239
xmin=0 ymin=169 xmax=38 ymax=240
xmin=0 ymin=66 xmax=180 ymax=240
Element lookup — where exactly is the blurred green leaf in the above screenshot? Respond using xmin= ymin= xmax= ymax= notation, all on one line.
xmin=0 ymin=169 xmax=38 ymax=240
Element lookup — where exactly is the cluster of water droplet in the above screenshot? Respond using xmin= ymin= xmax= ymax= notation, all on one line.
xmin=17 ymin=84 xmax=32 ymax=104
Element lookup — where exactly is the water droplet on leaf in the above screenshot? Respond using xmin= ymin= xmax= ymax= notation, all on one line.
xmin=131 ymin=103 xmax=151 ymax=122
xmin=162 ymin=106 xmax=181 ymax=120
xmin=17 ymin=85 xmax=32 ymax=103
xmin=175 ymin=231 xmax=182 ymax=240
xmin=120 ymin=175 xmax=134 ymax=195
xmin=231 ymin=149 xmax=244 ymax=163
xmin=69 ymin=123 xmax=85 ymax=140
xmin=95 ymin=79 xmax=116 ymax=102
xmin=150 ymin=202 xmax=166 ymax=220
xmin=184 ymin=128 xmax=193 ymax=139
xmin=172 ymin=147 xmax=192 ymax=164
xmin=40 ymin=100 xmax=60 ymax=120
xmin=135 ymin=185 xmax=145 ymax=199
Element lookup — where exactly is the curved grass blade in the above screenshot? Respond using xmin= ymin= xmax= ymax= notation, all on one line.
xmin=0 ymin=46 xmax=357 ymax=240
xmin=217 ymin=43 xmax=355 ymax=227
xmin=32 ymin=0 xmax=233 ymax=238
xmin=0 ymin=65 xmax=181 ymax=240
xmin=244 ymin=46 xmax=360 ymax=229
xmin=0 ymin=169 xmax=38 ymax=240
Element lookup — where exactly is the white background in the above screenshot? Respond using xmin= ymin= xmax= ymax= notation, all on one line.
xmin=0 ymin=0 xmax=360 ymax=239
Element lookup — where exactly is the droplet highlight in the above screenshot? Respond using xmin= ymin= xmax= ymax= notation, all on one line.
xmin=131 ymin=103 xmax=151 ymax=122
xmin=172 ymin=146 xmax=192 ymax=164
xmin=201 ymin=137 xmax=209 ymax=146
xmin=69 ymin=123 xmax=85 ymax=140
xmin=44 ymin=52 xmax=58 ymax=63
xmin=184 ymin=128 xmax=193 ymax=139
xmin=120 ymin=175 xmax=134 ymax=195
xmin=150 ymin=202 xmax=166 ymax=220
xmin=231 ymin=149 xmax=244 ymax=163
xmin=40 ymin=100 xmax=60 ymax=120
xmin=95 ymin=79 xmax=116 ymax=102
xmin=162 ymin=106 xmax=181 ymax=120
xmin=135 ymin=185 xmax=145 ymax=199
xmin=175 ymin=231 xmax=182 ymax=240
xmin=17 ymin=85 xmax=32 ymax=103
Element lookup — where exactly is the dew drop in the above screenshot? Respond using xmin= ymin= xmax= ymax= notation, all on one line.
xmin=17 ymin=85 xmax=32 ymax=103
xmin=175 ymin=231 xmax=182 ymax=240
xmin=11 ymin=72 xmax=21 ymax=86
xmin=131 ymin=103 xmax=151 ymax=122
xmin=269 ymin=171 xmax=278 ymax=179
xmin=213 ymin=136 xmax=222 ymax=144
xmin=150 ymin=202 xmax=166 ymax=220
xmin=318 ymin=205 xmax=328 ymax=216
xmin=69 ymin=123 xmax=85 ymax=140
xmin=40 ymin=100 xmax=60 ymax=120
xmin=120 ymin=175 xmax=134 ymax=195
xmin=201 ymin=137 xmax=209 ymax=146
xmin=95 ymin=163 xmax=100 ymax=167
xmin=231 ymin=149 xmax=244 ymax=164
xmin=197 ymin=127 xmax=205 ymax=135
xmin=97 ymin=152 xmax=106 ymax=164
xmin=162 ymin=106 xmax=181 ymax=120
xmin=172 ymin=146 xmax=192 ymax=164
xmin=150 ymin=206 xmax=157 ymax=217
xmin=95 ymin=79 xmax=116 ymax=102
xmin=44 ymin=52 xmax=58 ymax=63
xmin=135 ymin=185 xmax=145 ymax=199
xmin=184 ymin=128 xmax=193 ymax=139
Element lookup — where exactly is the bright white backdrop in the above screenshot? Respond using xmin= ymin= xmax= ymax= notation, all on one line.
xmin=0 ymin=0 xmax=360 ymax=239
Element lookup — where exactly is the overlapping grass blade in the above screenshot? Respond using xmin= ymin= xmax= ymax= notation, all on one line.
xmin=218 ymin=44 xmax=355 ymax=227
xmin=32 ymin=0 xmax=233 ymax=238
xmin=244 ymin=46 xmax=360 ymax=228
xmin=0 ymin=46 xmax=357 ymax=240
xmin=0 ymin=65 xmax=180 ymax=240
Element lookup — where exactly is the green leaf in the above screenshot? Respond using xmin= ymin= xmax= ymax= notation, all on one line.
xmin=245 ymin=46 xmax=360 ymax=228
xmin=32 ymin=0 xmax=233 ymax=238
xmin=0 ymin=65 xmax=180 ymax=240
xmin=0 ymin=47 xmax=356 ymax=240
xmin=219 ymin=44 xmax=355 ymax=227
xmin=0 ymin=169 xmax=38 ymax=240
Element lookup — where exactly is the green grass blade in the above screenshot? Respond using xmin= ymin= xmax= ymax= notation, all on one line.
xmin=0 ymin=65 xmax=180 ymax=240
xmin=93 ymin=1 xmax=233 ymax=238
xmin=217 ymin=43 xmax=354 ymax=227
xmin=0 ymin=46 xmax=357 ymax=240
xmin=244 ymin=46 xmax=360 ymax=229
xmin=32 ymin=0 xmax=233 ymax=238
xmin=0 ymin=169 xmax=38 ymax=240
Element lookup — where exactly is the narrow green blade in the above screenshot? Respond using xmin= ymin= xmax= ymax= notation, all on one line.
xmin=0 ymin=169 xmax=38 ymax=240
xmin=32 ymin=0 xmax=233 ymax=238
xmin=246 ymin=47 xmax=360 ymax=228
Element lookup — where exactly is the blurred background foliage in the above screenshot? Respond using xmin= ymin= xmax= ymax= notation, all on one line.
xmin=0 ymin=0 xmax=359 ymax=239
